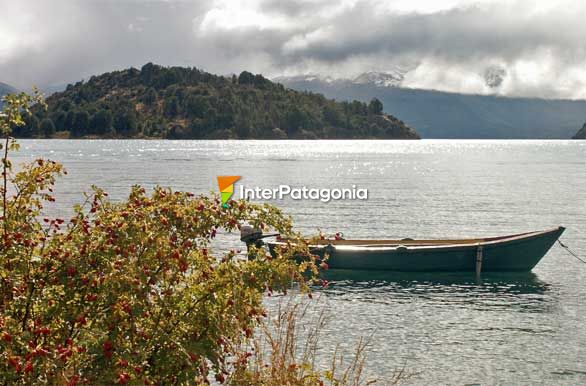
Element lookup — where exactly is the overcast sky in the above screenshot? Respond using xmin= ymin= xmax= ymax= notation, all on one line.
xmin=1 ymin=0 xmax=586 ymax=99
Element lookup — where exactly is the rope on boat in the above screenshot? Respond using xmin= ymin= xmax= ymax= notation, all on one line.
xmin=557 ymin=240 xmax=586 ymax=264
xmin=476 ymin=244 xmax=483 ymax=276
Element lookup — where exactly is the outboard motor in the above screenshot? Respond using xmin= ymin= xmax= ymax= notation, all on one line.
xmin=240 ymin=224 xmax=279 ymax=259
xmin=240 ymin=224 xmax=263 ymax=245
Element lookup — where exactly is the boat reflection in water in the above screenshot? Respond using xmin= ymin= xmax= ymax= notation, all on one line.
xmin=318 ymin=270 xmax=554 ymax=313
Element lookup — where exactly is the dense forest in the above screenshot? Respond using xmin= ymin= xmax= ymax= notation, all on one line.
xmin=14 ymin=63 xmax=419 ymax=139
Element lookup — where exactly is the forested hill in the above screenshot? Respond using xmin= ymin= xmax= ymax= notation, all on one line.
xmin=14 ymin=64 xmax=420 ymax=140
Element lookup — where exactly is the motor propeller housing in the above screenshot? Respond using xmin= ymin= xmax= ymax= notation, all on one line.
xmin=240 ymin=224 xmax=263 ymax=243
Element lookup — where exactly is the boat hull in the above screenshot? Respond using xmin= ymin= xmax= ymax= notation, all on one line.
xmin=268 ymin=227 xmax=564 ymax=273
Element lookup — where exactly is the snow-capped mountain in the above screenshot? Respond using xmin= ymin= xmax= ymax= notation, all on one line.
xmin=352 ymin=70 xmax=405 ymax=87
xmin=274 ymin=70 xmax=406 ymax=88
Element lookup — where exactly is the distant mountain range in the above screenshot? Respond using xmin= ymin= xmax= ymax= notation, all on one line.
xmin=276 ymin=72 xmax=586 ymax=139
xmin=0 ymin=82 xmax=17 ymax=95
xmin=0 ymin=82 xmax=18 ymax=107
xmin=573 ymin=123 xmax=586 ymax=139
xmin=0 ymin=83 xmax=69 ymax=98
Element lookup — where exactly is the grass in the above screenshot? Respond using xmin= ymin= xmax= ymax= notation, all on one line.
xmin=230 ymin=295 xmax=413 ymax=385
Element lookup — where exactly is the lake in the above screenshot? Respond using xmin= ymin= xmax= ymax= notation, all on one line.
xmin=11 ymin=139 xmax=586 ymax=385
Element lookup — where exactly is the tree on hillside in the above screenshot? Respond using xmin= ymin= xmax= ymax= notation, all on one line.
xmin=40 ymin=118 xmax=56 ymax=137
xmin=164 ymin=96 xmax=180 ymax=117
xmin=142 ymin=88 xmax=158 ymax=107
xmin=238 ymin=71 xmax=255 ymax=85
xmin=185 ymin=94 xmax=206 ymax=118
xmin=284 ymin=107 xmax=308 ymax=137
xmin=368 ymin=98 xmax=383 ymax=115
xmin=323 ymin=105 xmax=343 ymax=127
xmin=91 ymin=109 xmax=113 ymax=135
xmin=140 ymin=62 xmax=157 ymax=84
xmin=64 ymin=110 xmax=75 ymax=131
xmin=72 ymin=110 xmax=90 ymax=137
xmin=114 ymin=110 xmax=138 ymax=136
xmin=51 ymin=110 xmax=67 ymax=131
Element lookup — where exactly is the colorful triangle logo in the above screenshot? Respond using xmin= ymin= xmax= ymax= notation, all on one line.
xmin=217 ymin=176 xmax=241 ymax=208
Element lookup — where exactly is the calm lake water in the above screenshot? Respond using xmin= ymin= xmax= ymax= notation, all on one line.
xmin=11 ymin=139 xmax=586 ymax=385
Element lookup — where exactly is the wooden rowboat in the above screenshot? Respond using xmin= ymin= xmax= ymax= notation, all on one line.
xmin=267 ymin=227 xmax=565 ymax=273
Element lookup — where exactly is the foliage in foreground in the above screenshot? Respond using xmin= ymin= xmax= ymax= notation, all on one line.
xmin=1 ymin=92 xmax=320 ymax=384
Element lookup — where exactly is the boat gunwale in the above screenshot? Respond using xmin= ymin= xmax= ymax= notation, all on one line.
xmin=269 ymin=227 xmax=564 ymax=253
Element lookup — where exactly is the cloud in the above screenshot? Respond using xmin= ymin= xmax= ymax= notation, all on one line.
xmin=0 ymin=0 xmax=212 ymax=88
xmin=1 ymin=0 xmax=586 ymax=98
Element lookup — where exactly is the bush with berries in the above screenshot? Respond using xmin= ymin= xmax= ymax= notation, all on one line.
xmin=0 ymin=92 xmax=317 ymax=385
